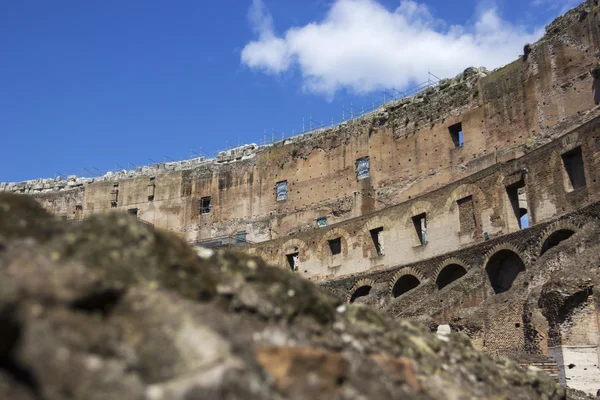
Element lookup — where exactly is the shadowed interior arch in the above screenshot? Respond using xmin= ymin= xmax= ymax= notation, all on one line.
xmin=485 ymin=250 xmax=525 ymax=294
xmin=436 ymin=264 xmax=467 ymax=290
xmin=540 ymin=229 xmax=575 ymax=256
xmin=349 ymin=285 xmax=372 ymax=303
xmin=391 ymin=275 xmax=420 ymax=298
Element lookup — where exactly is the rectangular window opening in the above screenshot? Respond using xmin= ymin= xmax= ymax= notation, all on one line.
xmin=561 ymin=147 xmax=586 ymax=191
xmin=286 ymin=252 xmax=299 ymax=271
xmin=506 ymin=180 xmax=528 ymax=230
xmin=110 ymin=183 xmax=119 ymax=203
xmin=412 ymin=213 xmax=428 ymax=245
xmin=329 ymin=237 xmax=342 ymax=256
xmin=448 ymin=123 xmax=464 ymax=148
xmin=127 ymin=208 xmax=138 ymax=217
xmin=276 ymin=180 xmax=288 ymax=201
xmin=235 ymin=231 xmax=247 ymax=244
xmin=148 ymin=177 xmax=156 ymax=202
xmin=356 ymin=156 xmax=370 ymax=180
xmin=370 ymin=227 xmax=384 ymax=256
xmin=457 ymin=195 xmax=476 ymax=234
xmin=316 ymin=216 xmax=328 ymax=228
xmin=200 ymin=196 xmax=212 ymax=214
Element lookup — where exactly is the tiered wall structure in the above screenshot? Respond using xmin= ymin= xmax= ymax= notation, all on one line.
xmin=3 ymin=1 xmax=599 ymax=248
xmin=3 ymin=0 xmax=600 ymax=393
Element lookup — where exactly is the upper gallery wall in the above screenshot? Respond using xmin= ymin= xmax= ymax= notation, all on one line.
xmin=2 ymin=0 xmax=599 ymax=244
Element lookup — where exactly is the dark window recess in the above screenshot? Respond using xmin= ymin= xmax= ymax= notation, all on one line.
xmin=148 ymin=177 xmax=156 ymax=201
xmin=236 ymin=231 xmax=247 ymax=243
xmin=349 ymin=286 xmax=372 ymax=303
xmin=370 ymin=227 xmax=384 ymax=256
xmin=392 ymin=275 xmax=421 ymax=298
xmin=128 ymin=208 xmax=138 ymax=217
xmin=540 ymin=229 xmax=575 ymax=256
xmin=436 ymin=264 xmax=467 ymax=290
xmin=486 ymin=250 xmax=526 ymax=294
xmin=110 ymin=183 xmax=119 ymax=203
xmin=110 ymin=201 xmax=118 ymax=208
xmin=506 ymin=180 xmax=528 ymax=230
xmin=356 ymin=157 xmax=370 ymax=180
xmin=316 ymin=216 xmax=328 ymax=228
xmin=200 ymin=197 xmax=212 ymax=214
xmin=75 ymin=205 xmax=83 ymax=211
xmin=448 ymin=123 xmax=464 ymax=147
xmin=412 ymin=213 xmax=428 ymax=245
xmin=276 ymin=181 xmax=288 ymax=201
xmin=457 ymin=196 xmax=476 ymax=234
xmin=329 ymin=237 xmax=342 ymax=256
xmin=286 ymin=252 xmax=299 ymax=271
xmin=561 ymin=147 xmax=587 ymax=191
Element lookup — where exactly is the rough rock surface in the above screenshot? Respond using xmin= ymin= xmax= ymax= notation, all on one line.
xmin=0 ymin=193 xmax=589 ymax=399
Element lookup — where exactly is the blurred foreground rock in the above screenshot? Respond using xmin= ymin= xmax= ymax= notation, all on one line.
xmin=0 ymin=194 xmax=591 ymax=399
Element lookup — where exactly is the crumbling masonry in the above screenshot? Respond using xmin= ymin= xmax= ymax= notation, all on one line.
xmin=4 ymin=0 xmax=600 ymax=394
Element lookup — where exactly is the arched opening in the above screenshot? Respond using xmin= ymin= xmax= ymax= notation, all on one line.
xmin=540 ymin=229 xmax=575 ymax=256
xmin=436 ymin=264 xmax=467 ymax=290
xmin=392 ymin=275 xmax=420 ymax=298
xmin=485 ymin=250 xmax=526 ymax=294
xmin=349 ymin=286 xmax=371 ymax=303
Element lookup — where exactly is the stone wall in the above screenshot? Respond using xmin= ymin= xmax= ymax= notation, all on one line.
xmin=3 ymin=0 xmax=600 ymax=247
xmin=246 ymin=115 xmax=600 ymax=281
xmin=318 ymin=201 xmax=600 ymax=394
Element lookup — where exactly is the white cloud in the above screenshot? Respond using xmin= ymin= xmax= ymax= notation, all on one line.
xmin=241 ymin=0 xmax=544 ymax=97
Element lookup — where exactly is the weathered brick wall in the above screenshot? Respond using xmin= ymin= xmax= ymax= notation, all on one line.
xmin=247 ymin=115 xmax=600 ymax=281
xmin=3 ymin=0 xmax=599 ymax=246
xmin=319 ymin=201 xmax=600 ymax=363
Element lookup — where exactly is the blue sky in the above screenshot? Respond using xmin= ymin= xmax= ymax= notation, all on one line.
xmin=0 ymin=0 xmax=580 ymax=182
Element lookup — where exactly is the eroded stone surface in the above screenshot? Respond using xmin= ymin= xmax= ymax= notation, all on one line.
xmin=0 ymin=192 xmax=589 ymax=399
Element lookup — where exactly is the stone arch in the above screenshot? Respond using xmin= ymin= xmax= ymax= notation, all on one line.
xmin=536 ymin=221 xmax=578 ymax=257
xmin=362 ymin=215 xmax=394 ymax=233
xmin=389 ymin=267 xmax=424 ymax=298
xmin=484 ymin=243 xmax=527 ymax=295
xmin=347 ymin=278 xmax=376 ymax=303
xmin=279 ymin=238 xmax=309 ymax=271
xmin=256 ymin=249 xmax=276 ymax=265
xmin=360 ymin=215 xmax=393 ymax=257
xmin=316 ymin=227 xmax=352 ymax=260
xmin=434 ymin=258 xmax=469 ymax=290
xmin=246 ymin=248 xmax=268 ymax=264
xmin=402 ymin=201 xmax=434 ymax=226
xmin=559 ymin=133 xmax=582 ymax=154
xmin=443 ymin=184 xmax=486 ymax=212
xmin=401 ymin=201 xmax=434 ymax=246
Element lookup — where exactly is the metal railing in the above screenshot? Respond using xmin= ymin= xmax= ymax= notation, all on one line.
xmin=193 ymin=235 xmax=256 ymax=249
xmin=46 ymin=72 xmax=441 ymax=181
xmin=255 ymin=72 xmax=441 ymax=147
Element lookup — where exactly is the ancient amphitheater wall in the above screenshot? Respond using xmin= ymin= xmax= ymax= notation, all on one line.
xmin=247 ymin=115 xmax=600 ymax=280
xmin=2 ymin=1 xmax=600 ymax=248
